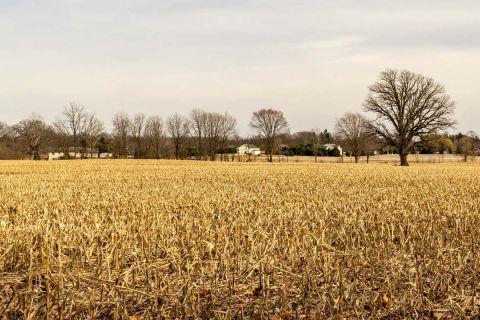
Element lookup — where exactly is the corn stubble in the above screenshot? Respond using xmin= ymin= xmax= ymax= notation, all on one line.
xmin=1 ymin=160 xmax=480 ymax=319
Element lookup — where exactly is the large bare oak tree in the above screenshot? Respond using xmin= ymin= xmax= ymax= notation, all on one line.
xmin=363 ymin=69 xmax=456 ymax=166
xmin=249 ymin=108 xmax=289 ymax=162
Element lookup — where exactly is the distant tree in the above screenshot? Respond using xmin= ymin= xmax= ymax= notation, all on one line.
xmin=0 ymin=121 xmax=17 ymax=159
xmin=474 ymin=133 xmax=480 ymax=156
xmin=144 ymin=116 xmax=165 ymax=159
xmin=455 ymin=133 xmax=478 ymax=162
xmin=95 ymin=135 xmax=110 ymax=156
xmin=249 ymin=108 xmax=289 ymax=162
xmin=13 ymin=114 xmax=48 ymax=159
xmin=364 ymin=69 xmax=456 ymax=166
xmin=112 ymin=112 xmax=131 ymax=158
xmin=50 ymin=122 xmax=71 ymax=156
xmin=167 ymin=113 xmax=190 ymax=160
xmin=0 ymin=121 xmax=11 ymax=140
xmin=189 ymin=109 xmax=207 ymax=160
xmin=131 ymin=113 xmax=146 ymax=158
xmin=310 ymin=129 xmax=321 ymax=163
xmin=289 ymin=131 xmax=312 ymax=146
xmin=54 ymin=102 xmax=87 ymax=157
xmin=334 ymin=112 xmax=373 ymax=163
xmin=420 ymin=134 xmax=454 ymax=154
xmin=187 ymin=110 xmax=237 ymax=161
xmin=219 ymin=113 xmax=237 ymax=161
xmin=299 ymin=129 xmax=335 ymax=162
xmin=83 ymin=113 xmax=104 ymax=158
xmin=203 ymin=112 xmax=223 ymax=161
xmin=319 ymin=129 xmax=334 ymax=144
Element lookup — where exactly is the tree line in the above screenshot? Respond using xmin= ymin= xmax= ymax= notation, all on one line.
xmin=1 ymin=69 xmax=479 ymax=165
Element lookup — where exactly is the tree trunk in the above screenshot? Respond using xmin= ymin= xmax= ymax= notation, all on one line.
xmin=400 ymin=153 xmax=409 ymax=166
xmin=175 ymin=146 xmax=180 ymax=160
xmin=73 ymin=133 xmax=77 ymax=158
xmin=268 ymin=151 xmax=273 ymax=162
xmin=465 ymin=154 xmax=468 ymax=162
xmin=366 ymin=154 xmax=370 ymax=164
xmin=354 ymin=155 xmax=359 ymax=163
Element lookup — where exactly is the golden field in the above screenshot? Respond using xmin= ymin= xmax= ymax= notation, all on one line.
xmin=1 ymin=160 xmax=480 ymax=319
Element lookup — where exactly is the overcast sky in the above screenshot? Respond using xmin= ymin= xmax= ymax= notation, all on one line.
xmin=0 ymin=0 xmax=479 ymax=135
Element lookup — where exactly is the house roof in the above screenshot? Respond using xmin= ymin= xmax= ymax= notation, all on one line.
xmin=67 ymin=147 xmax=97 ymax=153
xmin=237 ymin=144 xmax=259 ymax=149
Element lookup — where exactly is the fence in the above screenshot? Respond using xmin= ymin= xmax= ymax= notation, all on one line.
xmin=215 ymin=153 xmax=479 ymax=164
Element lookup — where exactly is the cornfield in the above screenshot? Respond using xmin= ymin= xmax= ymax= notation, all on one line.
xmin=1 ymin=160 xmax=480 ymax=319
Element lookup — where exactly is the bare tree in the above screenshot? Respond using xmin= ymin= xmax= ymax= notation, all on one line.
xmin=249 ymin=108 xmax=289 ymax=162
xmin=131 ymin=113 xmax=146 ymax=158
xmin=190 ymin=109 xmax=207 ymax=160
xmin=144 ymin=116 xmax=165 ymax=159
xmin=364 ymin=69 xmax=456 ymax=166
xmin=0 ymin=121 xmax=11 ymax=140
xmin=112 ymin=112 xmax=131 ymax=158
xmin=83 ymin=113 xmax=104 ymax=158
xmin=319 ymin=129 xmax=334 ymax=144
xmin=51 ymin=121 xmax=70 ymax=156
xmin=455 ymin=132 xmax=478 ymax=162
xmin=219 ymin=112 xmax=237 ymax=161
xmin=204 ymin=112 xmax=224 ymax=161
xmin=189 ymin=110 xmax=237 ymax=161
xmin=335 ymin=112 xmax=373 ymax=163
xmin=13 ymin=114 xmax=48 ymax=159
xmin=167 ymin=113 xmax=190 ymax=160
xmin=56 ymin=102 xmax=87 ymax=157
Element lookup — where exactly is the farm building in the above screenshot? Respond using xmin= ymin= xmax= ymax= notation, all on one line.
xmin=236 ymin=144 xmax=261 ymax=156
xmin=324 ymin=144 xmax=343 ymax=155
xmin=48 ymin=147 xmax=113 ymax=160
xmin=48 ymin=152 xmax=64 ymax=160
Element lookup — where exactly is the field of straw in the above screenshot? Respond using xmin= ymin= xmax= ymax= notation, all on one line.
xmin=1 ymin=160 xmax=480 ymax=319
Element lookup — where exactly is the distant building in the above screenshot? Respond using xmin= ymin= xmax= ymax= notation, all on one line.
xmin=48 ymin=147 xmax=113 ymax=160
xmin=99 ymin=152 xmax=114 ymax=159
xmin=324 ymin=144 xmax=343 ymax=155
xmin=48 ymin=152 xmax=64 ymax=161
xmin=236 ymin=144 xmax=261 ymax=156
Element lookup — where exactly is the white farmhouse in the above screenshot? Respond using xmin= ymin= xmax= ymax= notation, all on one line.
xmin=236 ymin=144 xmax=261 ymax=156
xmin=48 ymin=152 xmax=65 ymax=160
xmin=48 ymin=149 xmax=113 ymax=160
xmin=324 ymin=144 xmax=343 ymax=155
